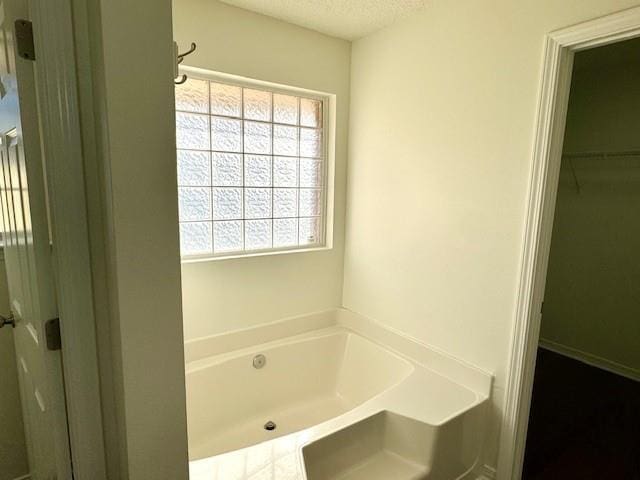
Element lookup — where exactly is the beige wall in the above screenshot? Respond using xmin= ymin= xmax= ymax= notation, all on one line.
xmin=541 ymin=46 xmax=640 ymax=376
xmin=343 ymin=0 xmax=640 ymax=469
xmin=0 ymin=256 xmax=29 ymax=480
xmin=173 ymin=0 xmax=351 ymax=341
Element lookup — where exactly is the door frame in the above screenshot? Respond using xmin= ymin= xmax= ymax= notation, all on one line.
xmin=497 ymin=6 xmax=640 ymax=480
xmin=26 ymin=0 xmax=108 ymax=478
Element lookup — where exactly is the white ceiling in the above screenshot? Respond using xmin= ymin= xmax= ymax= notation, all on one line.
xmin=218 ymin=0 xmax=427 ymax=40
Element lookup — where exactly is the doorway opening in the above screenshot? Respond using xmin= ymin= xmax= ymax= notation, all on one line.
xmin=522 ymin=37 xmax=640 ymax=478
xmin=499 ymin=7 xmax=640 ymax=480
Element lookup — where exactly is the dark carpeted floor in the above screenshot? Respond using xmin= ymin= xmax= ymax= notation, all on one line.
xmin=522 ymin=348 xmax=640 ymax=480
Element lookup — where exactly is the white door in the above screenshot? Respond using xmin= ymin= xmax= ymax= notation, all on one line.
xmin=0 ymin=0 xmax=73 ymax=478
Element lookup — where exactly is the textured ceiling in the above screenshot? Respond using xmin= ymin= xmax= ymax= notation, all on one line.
xmin=218 ymin=0 xmax=427 ymax=40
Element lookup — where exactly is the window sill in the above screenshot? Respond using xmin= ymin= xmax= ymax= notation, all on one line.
xmin=180 ymin=244 xmax=332 ymax=264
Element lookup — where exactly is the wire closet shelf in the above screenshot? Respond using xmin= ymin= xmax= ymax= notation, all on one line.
xmin=561 ymin=149 xmax=640 ymax=193
xmin=563 ymin=149 xmax=640 ymax=159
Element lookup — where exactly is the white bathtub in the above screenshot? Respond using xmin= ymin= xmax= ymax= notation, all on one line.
xmin=186 ymin=329 xmax=414 ymax=459
xmin=185 ymin=310 xmax=492 ymax=480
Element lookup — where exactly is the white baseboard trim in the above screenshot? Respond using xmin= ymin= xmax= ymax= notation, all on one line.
xmin=539 ymin=338 xmax=639 ymax=382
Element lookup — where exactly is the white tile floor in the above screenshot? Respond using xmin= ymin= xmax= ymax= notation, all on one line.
xmin=189 ymin=432 xmax=311 ymax=480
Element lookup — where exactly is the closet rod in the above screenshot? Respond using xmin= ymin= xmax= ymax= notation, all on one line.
xmin=563 ymin=149 xmax=640 ymax=158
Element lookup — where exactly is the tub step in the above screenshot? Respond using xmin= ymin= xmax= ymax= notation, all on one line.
xmin=334 ymin=450 xmax=429 ymax=480
xmin=303 ymin=411 xmax=434 ymax=480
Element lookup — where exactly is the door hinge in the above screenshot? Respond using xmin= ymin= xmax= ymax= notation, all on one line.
xmin=15 ymin=19 xmax=35 ymax=61
xmin=45 ymin=318 xmax=61 ymax=351
xmin=0 ymin=312 xmax=15 ymax=329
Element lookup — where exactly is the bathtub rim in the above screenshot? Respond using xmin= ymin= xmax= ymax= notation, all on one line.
xmin=185 ymin=326 xmax=414 ymax=376
xmin=185 ymin=325 xmax=489 ymax=451
xmin=184 ymin=308 xmax=492 ymax=402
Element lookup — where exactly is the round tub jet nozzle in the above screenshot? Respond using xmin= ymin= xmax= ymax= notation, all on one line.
xmin=253 ymin=354 xmax=266 ymax=369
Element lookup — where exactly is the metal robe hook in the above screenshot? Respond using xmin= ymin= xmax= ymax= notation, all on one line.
xmin=174 ymin=42 xmax=197 ymax=85
xmin=178 ymin=42 xmax=197 ymax=62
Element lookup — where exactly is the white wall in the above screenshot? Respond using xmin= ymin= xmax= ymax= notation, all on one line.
xmin=0 ymin=256 xmax=29 ymax=480
xmin=343 ymin=0 xmax=640 ymax=469
xmin=173 ymin=0 xmax=351 ymax=341
xmin=77 ymin=0 xmax=189 ymax=478
xmin=540 ymin=44 xmax=640 ymax=376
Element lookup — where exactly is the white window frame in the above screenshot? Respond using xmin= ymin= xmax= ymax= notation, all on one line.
xmin=177 ymin=66 xmax=336 ymax=263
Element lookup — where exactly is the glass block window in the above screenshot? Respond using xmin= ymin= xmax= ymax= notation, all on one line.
xmin=175 ymin=74 xmax=328 ymax=258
